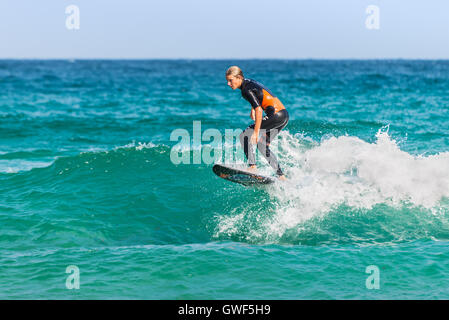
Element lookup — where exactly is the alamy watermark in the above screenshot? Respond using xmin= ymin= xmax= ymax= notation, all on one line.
xmin=365 ymin=265 xmax=380 ymax=289
xmin=366 ymin=5 xmax=380 ymax=30
xmin=66 ymin=265 xmax=80 ymax=289
xmin=66 ymin=5 xmax=80 ymax=30
xmin=170 ymin=121 xmax=281 ymax=166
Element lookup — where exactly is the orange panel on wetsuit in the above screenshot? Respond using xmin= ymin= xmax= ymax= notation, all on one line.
xmin=261 ymin=89 xmax=285 ymax=114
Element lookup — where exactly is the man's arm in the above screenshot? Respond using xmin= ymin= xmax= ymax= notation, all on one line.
xmin=253 ymin=106 xmax=263 ymax=136
xmin=250 ymin=106 xmax=263 ymax=145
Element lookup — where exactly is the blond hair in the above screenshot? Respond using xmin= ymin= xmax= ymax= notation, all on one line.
xmin=226 ymin=66 xmax=244 ymax=79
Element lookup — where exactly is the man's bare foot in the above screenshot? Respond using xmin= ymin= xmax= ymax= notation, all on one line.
xmin=278 ymin=175 xmax=287 ymax=181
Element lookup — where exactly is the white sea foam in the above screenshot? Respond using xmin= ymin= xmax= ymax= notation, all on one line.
xmin=271 ymin=128 xmax=449 ymax=232
xmin=216 ymin=128 xmax=449 ymax=240
xmin=0 ymin=142 xmax=161 ymax=174
xmin=114 ymin=141 xmax=159 ymax=151
xmin=0 ymin=159 xmax=55 ymax=173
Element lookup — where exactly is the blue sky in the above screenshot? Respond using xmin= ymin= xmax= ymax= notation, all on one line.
xmin=0 ymin=0 xmax=448 ymax=59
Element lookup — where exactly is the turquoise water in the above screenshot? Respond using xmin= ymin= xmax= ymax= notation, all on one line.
xmin=1 ymin=60 xmax=448 ymax=299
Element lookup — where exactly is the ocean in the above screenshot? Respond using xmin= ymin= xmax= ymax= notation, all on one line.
xmin=0 ymin=59 xmax=448 ymax=299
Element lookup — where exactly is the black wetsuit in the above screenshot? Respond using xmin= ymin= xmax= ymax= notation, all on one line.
xmin=239 ymin=79 xmax=289 ymax=176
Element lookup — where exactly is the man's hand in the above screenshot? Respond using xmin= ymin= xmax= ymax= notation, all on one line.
xmin=250 ymin=131 xmax=259 ymax=145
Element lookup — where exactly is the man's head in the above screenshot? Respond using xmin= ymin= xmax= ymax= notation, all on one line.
xmin=226 ymin=66 xmax=244 ymax=90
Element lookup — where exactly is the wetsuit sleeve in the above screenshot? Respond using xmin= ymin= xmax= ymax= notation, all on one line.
xmin=244 ymin=89 xmax=261 ymax=109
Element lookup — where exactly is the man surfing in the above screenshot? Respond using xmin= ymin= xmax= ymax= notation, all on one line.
xmin=226 ymin=66 xmax=289 ymax=181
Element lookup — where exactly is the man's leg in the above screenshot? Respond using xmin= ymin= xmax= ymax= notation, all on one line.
xmin=239 ymin=126 xmax=256 ymax=167
xmin=257 ymin=128 xmax=284 ymax=176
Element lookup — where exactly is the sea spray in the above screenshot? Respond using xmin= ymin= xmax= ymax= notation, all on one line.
xmin=214 ymin=128 xmax=449 ymax=244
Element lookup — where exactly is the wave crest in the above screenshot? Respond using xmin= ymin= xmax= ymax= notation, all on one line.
xmin=214 ymin=128 xmax=449 ymax=244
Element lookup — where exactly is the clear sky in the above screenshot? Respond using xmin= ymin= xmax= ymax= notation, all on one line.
xmin=0 ymin=0 xmax=448 ymax=59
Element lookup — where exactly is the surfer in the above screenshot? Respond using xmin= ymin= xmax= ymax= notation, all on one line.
xmin=226 ymin=66 xmax=289 ymax=180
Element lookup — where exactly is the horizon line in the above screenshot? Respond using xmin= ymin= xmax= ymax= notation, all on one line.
xmin=1 ymin=57 xmax=449 ymax=61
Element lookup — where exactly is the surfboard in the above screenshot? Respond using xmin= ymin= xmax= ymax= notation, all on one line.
xmin=212 ymin=164 xmax=275 ymax=186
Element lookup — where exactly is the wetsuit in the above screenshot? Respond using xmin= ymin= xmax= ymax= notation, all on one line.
xmin=239 ymin=78 xmax=289 ymax=176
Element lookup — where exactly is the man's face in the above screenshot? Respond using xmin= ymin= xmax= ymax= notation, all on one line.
xmin=226 ymin=75 xmax=242 ymax=90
